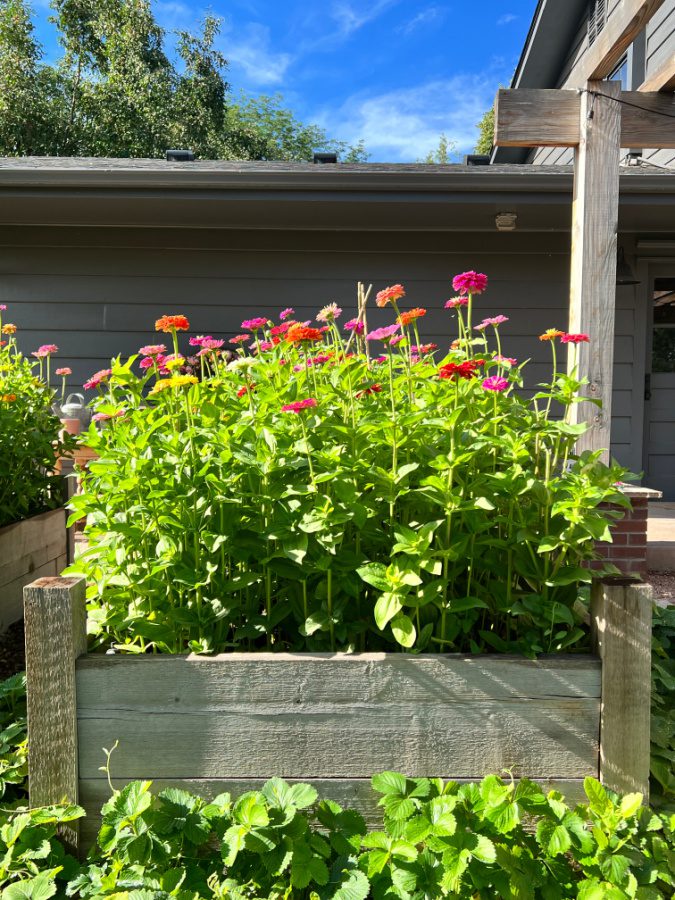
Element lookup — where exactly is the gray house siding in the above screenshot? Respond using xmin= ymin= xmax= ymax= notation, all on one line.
xmin=0 ymin=226 xmax=641 ymax=473
xmin=531 ymin=0 xmax=675 ymax=168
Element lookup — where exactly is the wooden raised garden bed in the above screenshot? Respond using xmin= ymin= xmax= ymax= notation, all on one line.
xmin=0 ymin=509 xmax=67 ymax=632
xmin=24 ymin=576 xmax=652 ymax=850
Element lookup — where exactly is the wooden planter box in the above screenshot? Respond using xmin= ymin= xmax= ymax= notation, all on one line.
xmin=0 ymin=510 xmax=67 ymax=632
xmin=23 ymin=577 xmax=652 ymax=851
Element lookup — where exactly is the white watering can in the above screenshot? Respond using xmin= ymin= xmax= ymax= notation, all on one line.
xmin=59 ymin=393 xmax=89 ymax=435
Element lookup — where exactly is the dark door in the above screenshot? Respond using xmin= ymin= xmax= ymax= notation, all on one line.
xmin=645 ymin=277 xmax=675 ymax=500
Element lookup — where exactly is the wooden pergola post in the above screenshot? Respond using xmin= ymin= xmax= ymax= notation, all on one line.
xmin=494 ymin=83 xmax=675 ymax=461
xmin=569 ymin=81 xmax=622 ymax=458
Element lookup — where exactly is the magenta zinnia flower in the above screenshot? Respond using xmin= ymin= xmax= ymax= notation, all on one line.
xmin=140 ymin=355 xmax=166 ymax=370
xmin=282 ymin=398 xmax=318 ymax=413
xmin=344 ymin=318 xmax=364 ymax=334
xmin=280 ymin=307 xmax=295 ymax=321
xmin=241 ymin=317 xmax=269 ymax=331
xmin=482 ymin=376 xmax=509 ymax=392
xmin=452 ymin=271 xmax=488 ymax=295
xmin=366 ymin=324 xmax=401 ymax=343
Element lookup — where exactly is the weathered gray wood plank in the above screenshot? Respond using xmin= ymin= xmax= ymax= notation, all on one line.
xmin=24 ymin=577 xmax=87 ymax=852
xmin=0 ymin=554 xmax=67 ymax=631
xmin=591 ymin=581 xmax=652 ymax=797
xmin=76 ymin=654 xmax=600 ymax=781
xmin=0 ymin=508 xmax=65 ymax=560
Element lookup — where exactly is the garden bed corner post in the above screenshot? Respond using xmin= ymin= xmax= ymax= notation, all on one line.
xmin=590 ymin=579 xmax=652 ymax=798
xmin=24 ymin=576 xmax=87 ymax=852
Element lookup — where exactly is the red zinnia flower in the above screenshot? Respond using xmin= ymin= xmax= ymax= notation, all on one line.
xmin=561 ymin=333 xmax=590 ymax=344
xmin=155 ymin=315 xmax=190 ymax=333
xmin=281 ymin=398 xmax=318 ymax=413
xmin=439 ymin=360 xmax=482 ymax=380
xmin=356 ymin=383 xmax=382 ymax=398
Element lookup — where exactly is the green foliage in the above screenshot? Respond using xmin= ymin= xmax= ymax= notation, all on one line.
xmin=0 ymin=673 xmax=27 ymax=805
xmin=68 ymin=286 xmax=627 ymax=655
xmin=419 ymin=134 xmax=456 ymax=164
xmin=651 ymin=603 xmax=675 ymax=809
xmin=0 ymin=0 xmax=366 ymax=161
xmin=474 ymin=107 xmax=494 ymax=155
xmin=0 ymin=313 xmax=72 ymax=528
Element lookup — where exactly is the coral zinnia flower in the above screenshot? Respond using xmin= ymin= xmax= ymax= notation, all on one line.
xmin=83 ymin=368 xmax=112 ymax=390
xmin=55 ymin=367 xmax=72 ymax=376
xmin=452 ymin=272 xmax=488 ymax=295
xmin=286 ymin=324 xmax=324 ymax=343
xmin=282 ymin=398 xmax=318 ymax=413
xmin=375 ymin=284 xmax=405 ymax=308
xmin=139 ymin=344 xmax=166 ymax=356
xmin=482 ymin=376 xmax=509 ymax=392
xmin=539 ymin=329 xmax=565 ymax=342
xmin=2 ymin=324 xmax=17 ymax=334
xmin=398 ymin=308 xmax=426 ymax=326
xmin=32 ymin=344 xmax=59 ymax=358
xmin=155 ymin=315 xmax=190 ymax=333
xmin=229 ymin=334 xmax=251 ymax=345
xmin=445 ymin=297 xmax=469 ymax=309
xmin=561 ymin=333 xmax=590 ymax=344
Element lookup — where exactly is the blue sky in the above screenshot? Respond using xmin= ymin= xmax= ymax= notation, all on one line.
xmin=29 ymin=0 xmax=538 ymax=161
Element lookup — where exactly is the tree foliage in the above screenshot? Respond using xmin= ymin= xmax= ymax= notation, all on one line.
xmin=419 ymin=133 xmax=457 ymax=164
xmin=0 ymin=0 xmax=367 ymax=160
xmin=474 ymin=106 xmax=494 ymax=155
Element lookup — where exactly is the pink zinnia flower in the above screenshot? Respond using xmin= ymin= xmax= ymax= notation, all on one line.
xmin=92 ymin=409 xmax=125 ymax=422
xmin=412 ymin=343 xmax=438 ymax=355
xmin=373 ymin=355 xmax=388 ymax=364
xmin=258 ymin=340 xmax=277 ymax=352
xmin=344 ymin=318 xmax=364 ymax=334
xmin=473 ymin=322 xmax=489 ymax=332
xmin=375 ymin=284 xmax=406 ymax=308
xmin=83 ymin=368 xmax=112 ymax=390
xmin=33 ymin=344 xmax=59 ymax=358
xmin=366 ymin=323 xmax=401 ymax=343
xmin=316 ymin=303 xmax=342 ymax=323
xmin=139 ymin=344 xmax=166 ymax=356
xmin=389 ymin=334 xmax=404 ymax=346
xmin=241 ymin=317 xmax=269 ymax=331
xmin=140 ymin=355 xmax=163 ymax=370
xmin=452 ymin=271 xmax=488 ymax=295
xmin=55 ymin=367 xmax=72 ymax=376
xmin=483 ymin=315 xmax=509 ymax=327
xmin=482 ymin=376 xmax=509 ymax=392
xmin=282 ymin=398 xmax=318 ymax=413
xmin=229 ymin=334 xmax=251 ymax=345
xmin=445 ymin=297 xmax=469 ymax=309
xmin=0 ymin=305 xmax=6 ymax=311
xmin=280 ymin=307 xmax=295 ymax=321
xmin=201 ymin=338 xmax=225 ymax=351
xmin=494 ymin=356 xmax=517 ymax=367
xmin=561 ymin=333 xmax=590 ymax=344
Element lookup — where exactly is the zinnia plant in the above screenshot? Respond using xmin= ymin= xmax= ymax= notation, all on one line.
xmin=0 ymin=307 xmax=72 ymax=527
xmin=68 ymin=277 xmax=628 ymax=655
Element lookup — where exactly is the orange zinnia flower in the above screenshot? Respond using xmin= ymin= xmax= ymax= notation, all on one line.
xmin=285 ymin=324 xmax=324 ymax=343
xmin=1 ymin=324 xmax=17 ymax=335
xmin=375 ymin=284 xmax=406 ymax=308
xmin=539 ymin=329 xmax=565 ymax=342
xmin=398 ymin=307 xmax=427 ymax=326
xmin=155 ymin=315 xmax=190 ymax=333
xmin=1 ymin=393 xmax=17 ymax=402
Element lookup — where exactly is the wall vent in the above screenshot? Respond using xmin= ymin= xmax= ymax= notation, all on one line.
xmin=588 ymin=0 xmax=607 ymax=46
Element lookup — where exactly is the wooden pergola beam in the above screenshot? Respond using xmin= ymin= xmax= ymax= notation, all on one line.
xmin=494 ymin=88 xmax=675 ymax=148
xmin=638 ymin=53 xmax=675 ymax=92
xmin=567 ymin=0 xmax=666 ymax=85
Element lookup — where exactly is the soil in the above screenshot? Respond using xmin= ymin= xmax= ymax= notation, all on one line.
xmin=648 ymin=571 xmax=675 ymax=608
xmin=0 ymin=621 xmax=25 ymax=682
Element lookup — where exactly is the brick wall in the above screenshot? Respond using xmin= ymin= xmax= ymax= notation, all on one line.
xmin=593 ymin=497 xmax=649 ymax=578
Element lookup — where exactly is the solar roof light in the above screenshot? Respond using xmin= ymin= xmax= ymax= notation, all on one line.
xmin=313 ymin=151 xmax=338 ymax=164
xmin=166 ymin=149 xmax=195 ymax=162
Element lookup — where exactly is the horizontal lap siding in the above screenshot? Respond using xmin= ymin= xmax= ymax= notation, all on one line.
xmin=0 ymin=229 xmax=638 ymax=468
xmin=642 ymin=0 xmax=675 ymax=169
xmin=75 ymin=654 xmax=600 ymax=841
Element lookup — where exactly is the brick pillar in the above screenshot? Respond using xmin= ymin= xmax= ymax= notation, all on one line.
xmin=592 ymin=486 xmax=662 ymax=579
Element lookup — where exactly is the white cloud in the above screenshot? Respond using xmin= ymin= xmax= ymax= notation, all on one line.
xmin=220 ymin=22 xmax=294 ymax=86
xmin=154 ymin=1 xmax=194 ymax=28
xmin=317 ymin=74 xmax=499 ymax=161
xmin=398 ymin=6 xmax=444 ymax=35
xmin=497 ymin=13 xmax=518 ymax=25
xmin=329 ymin=0 xmax=401 ymax=38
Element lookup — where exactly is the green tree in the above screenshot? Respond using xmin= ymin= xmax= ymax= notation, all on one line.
xmin=474 ymin=107 xmax=494 ymax=155
xmin=0 ymin=0 xmax=368 ymax=162
xmin=419 ymin=133 xmax=456 ymax=164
